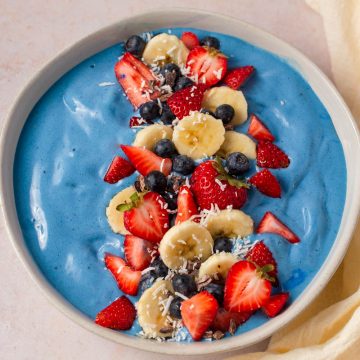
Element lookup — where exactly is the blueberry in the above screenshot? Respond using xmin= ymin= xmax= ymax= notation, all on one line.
xmin=160 ymin=63 xmax=181 ymax=81
xmin=160 ymin=102 xmax=176 ymax=124
xmin=204 ymin=283 xmax=224 ymax=305
xmin=200 ymin=36 xmax=220 ymax=49
xmin=173 ymin=76 xmax=194 ymax=91
xmin=139 ymin=101 xmax=160 ymax=120
xmin=172 ymin=274 xmax=197 ymax=297
xmin=125 ymin=35 xmax=146 ymax=57
xmin=172 ymin=155 xmax=195 ymax=175
xmin=162 ymin=191 xmax=178 ymax=210
xmin=169 ymin=296 xmax=183 ymax=319
xmin=215 ymin=104 xmax=235 ymax=125
xmin=150 ymin=258 xmax=168 ymax=278
xmin=200 ymin=108 xmax=216 ymax=118
xmin=169 ymin=213 xmax=177 ymax=228
xmin=154 ymin=139 xmax=177 ymax=158
xmin=226 ymin=152 xmax=250 ymax=175
xmin=145 ymin=171 xmax=167 ymax=193
xmin=214 ymin=237 xmax=233 ymax=253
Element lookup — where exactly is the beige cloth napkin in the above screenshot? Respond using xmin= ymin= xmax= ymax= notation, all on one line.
xmin=228 ymin=1 xmax=360 ymax=359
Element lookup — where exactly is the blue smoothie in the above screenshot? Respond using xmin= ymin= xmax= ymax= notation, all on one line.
xmin=14 ymin=28 xmax=346 ymax=341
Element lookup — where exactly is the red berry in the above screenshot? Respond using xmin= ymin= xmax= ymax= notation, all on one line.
xmin=248 ymin=114 xmax=275 ymax=142
xmin=224 ymin=66 xmax=255 ymax=89
xmin=211 ymin=308 xmax=252 ymax=333
xmin=103 ymin=156 xmax=135 ymax=184
xmin=249 ymin=169 xmax=281 ymax=198
xmin=262 ymin=292 xmax=289 ymax=317
xmin=129 ymin=116 xmax=153 ymax=128
xmin=256 ymin=141 xmax=290 ymax=169
xmin=181 ymin=32 xmax=200 ymax=50
xmin=175 ymin=185 xmax=198 ymax=225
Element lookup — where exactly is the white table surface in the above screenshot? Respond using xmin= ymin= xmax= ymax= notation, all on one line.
xmin=0 ymin=0 xmax=331 ymax=359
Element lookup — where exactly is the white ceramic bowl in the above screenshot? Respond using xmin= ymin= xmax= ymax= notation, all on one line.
xmin=1 ymin=8 xmax=360 ymax=356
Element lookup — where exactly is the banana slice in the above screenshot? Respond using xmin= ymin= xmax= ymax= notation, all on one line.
xmin=198 ymin=252 xmax=238 ymax=280
xmin=159 ymin=221 xmax=214 ymax=270
xmin=201 ymin=87 xmax=248 ymax=125
xmin=217 ymin=131 xmax=256 ymax=159
xmin=106 ymin=186 xmax=135 ymax=234
xmin=172 ymin=112 xmax=225 ymax=160
xmin=133 ymin=124 xmax=173 ymax=150
xmin=137 ymin=279 xmax=174 ymax=338
xmin=142 ymin=33 xmax=189 ymax=66
xmin=205 ymin=209 xmax=254 ymax=238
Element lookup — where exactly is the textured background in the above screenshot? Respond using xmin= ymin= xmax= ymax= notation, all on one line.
xmin=0 ymin=0 xmax=330 ymax=359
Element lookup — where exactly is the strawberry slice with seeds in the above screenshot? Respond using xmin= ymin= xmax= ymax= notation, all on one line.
xmin=121 ymin=145 xmax=172 ymax=176
xmin=248 ymin=114 xmax=275 ymax=142
xmin=124 ymin=234 xmax=158 ymax=271
xmin=257 ymin=212 xmax=300 ymax=243
xmin=186 ymin=46 xmax=228 ymax=87
xmin=167 ymin=84 xmax=206 ymax=120
xmin=224 ymin=260 xmax=272 ymax=312
xmin=103 ymin=156 xmax=135 ymax=184
xmin=95 ymin=296 xmax=136 ymax=330
xmin=181 ymin=32 xmax=200 ymax=50
xmin=181 ymin=291 xmax=219 ymax=341
xmin=224 ymin=66 xmax=255 ymax=89
xmin=249 ymin=169 xmax=281 ymax=198
xmin=123 ymin=192 xmax=169 ymax=243
xmin=257 ymin=141 xmax=290 ymax=169
xmin=129 ymin=116 xmax=153 ymax=128
xmin=262 ymin=292 xmax=289 ymax=317
xmin=114 ymin=52 xmax=159 ymax=109
xmin=211 ymin=308 xmax=252 ymax=333
xmin=175 ymin=185 xmax=198 ymax=225
xmin=104 ymin=254 xmax=141 ymax=296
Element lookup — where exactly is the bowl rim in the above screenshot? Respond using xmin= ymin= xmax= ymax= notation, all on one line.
xmin=1 ymin=7 xmax=360 ymax=356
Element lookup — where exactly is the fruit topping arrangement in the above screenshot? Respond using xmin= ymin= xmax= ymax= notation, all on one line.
xmin=96 ymin=31 xmax=299 ymax=342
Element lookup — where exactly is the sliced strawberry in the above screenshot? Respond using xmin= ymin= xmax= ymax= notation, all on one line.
xmin=262 ymin=292 xmax=289 ymax=317
xmin=181 ymin=291 xmax=218 ymax=341
xmin=103 ymin=156 xmax=135 ymax=184
xmin=186 ymin=47 xmax=228 ymax=87
xmin=167 ymin=84 xmax=206 ymax=120
xmin=249 ymin=169 xmax=281 ymax=198
xmin=211 ymin=308 xmax=252 ymax=333
xmin=175 ymin=185 xmax=198 ymax=225
xmin=129 ymin=116 xmax=153 ymax=128
xmin=181 ymin=32 xmax=200 ymax=50
xmin=257 ymin=212 xmax=300 ymax=243
xmin=248 ymin=114 xmax=275 ymax=142
xmin=223 ymin=66 xmax=255 ymax=89
xmin=246 ymin=241 xmax=277 ymax=279
xmin=257 ymin=141 xmax=290 ymax=169
xmin=124 ymin=234 xmax=158 ymax=271
xmin=114 ymin=52 xmax=159 ymax=109
xmin=104 ymin=254 xmax=141 ymax=296
xmin=121 ymin=145 xmax=172 ymax=176
xmin=95 ymin=296 xmax=136 ymax=330
xmin=224 ymin=260 xmax=272 ymax=312
xmin=124 ymin=192 xmax=169 ymax=243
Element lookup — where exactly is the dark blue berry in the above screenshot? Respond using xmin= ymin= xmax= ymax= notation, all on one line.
xmin=172 ymin=155 xmax=195 ymax=175
xmin=154 ymin=139 xmax=177 ymax=158
xmin=204 ymin=283 xmax=224 ymax=305
xmin=160 ymin=63 xmax=181 ymax=81
xmin=173 ymin=76 xmax=194 ymax=91
xmin=160 ymin=102 xmax=176 ymax=124
xmin=145 ymin=171 xmax=167 ymax=193
xmin=200 ymin=36 xmax=220 ymax=49
xmin=125 ymin=35 xmax=146 ymax=57
xmin=172 ymin=274 xmax=197 ymax=297
xmin=200 ymin=108 xmax=216 ymax=117
xmin=162 ymin=191 xmax=178 ymax=210
xmin=226 ymin=152 xmax=250 ymax=175
xmin=169 ymin=296 xmax=183 ymax=319
xmin=214 ymin=237 xmax=233 ymax=253
xmin=215 ymin=104 xmax=235 ymax=125
xmin=139 ymin=101 xmax=160 ymax=120
xmin=150 ymin=258 xmax=168 ymax=278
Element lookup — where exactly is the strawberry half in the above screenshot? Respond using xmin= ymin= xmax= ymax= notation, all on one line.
xmin=181 ymin=291 xmax=219 ymax=341
xmin=167 ymin=84 xmax=206 ymax=120
xmin=181 ymin=32 xmax=200 ymax=50
xmin=124 ymin=192 xmax=169 ymax=243
xmin=121 ymin=145 xmax=172 ymax=176
xmin=248 ymin=114 xmax=275 ymax=142
xmin=257 ymin=212 xmax=300 ymax=243
xmin=103 ymin=156 xmax=135 ymax=184
xmin=114 ymin=52 xmax=159 ymax=109
xmin=211 ymin=308 xmax=252 ymax=333
xmin=257 ymin=141 xmax=290 ymax=169
xmin=249 ymin=169 xmax=281 ymax=198
xmin=129 ymin=116 xmax=153 ymax=128
xmin=95 ymin=296 xmax=136 ymax=330
xmin=124 ymin=235 xmax=158 ymax=271
xmin=186 ymin=46 xmax=228 ymax=87
xmin=262 ymin=292 xmax=289 ymax=317
xmin=224 ymin=260 xmax=272 ymax=312
xmin=104 ymin=254 xmax=141 ymax=296
xmin=224 ymin=66 xmax=255 ymax=89
xmin=175 ymin=185 xmax=199 ymax=225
